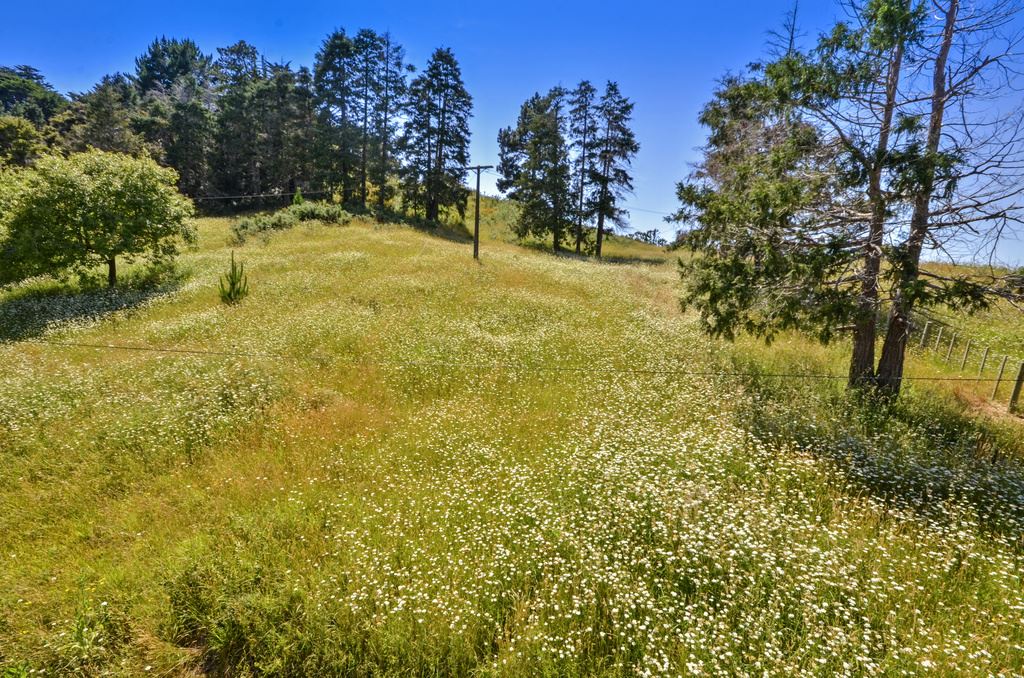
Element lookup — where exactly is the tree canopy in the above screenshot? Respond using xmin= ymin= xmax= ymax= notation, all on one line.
xmin=674 ymin=0 xmax=1024 ymax=394
xmin=0 ymin=150 xmax=195 ymax=287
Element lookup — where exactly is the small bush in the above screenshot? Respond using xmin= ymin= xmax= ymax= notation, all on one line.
xmin=219 ymin=251 xmax=249 ymax=305
xmin=292 ymin=187 xmax=304 ymax=205
xmin=231 ymin=202 xmax=350 ymax=243
xmin=288 ymin=200 xmax=351 ymax=224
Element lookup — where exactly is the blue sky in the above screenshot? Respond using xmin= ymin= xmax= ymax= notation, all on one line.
xmin=3 ymin=0 xmax=1022 ymax=264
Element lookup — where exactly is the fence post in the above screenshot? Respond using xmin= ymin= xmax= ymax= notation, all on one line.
xmin=978 ymin=347 xmax=990 ymax=381
xmin=1010 ymin=362 xmax=1024 ymax=414
xmin=945 ymin=333 xmax=957 ymax=362
xmin=992 ymin=355 xmax=1009 ymax=399
xmin=960 ymin=339 xmax=972 ymax=370
xmin=919 ymin=321 xmax=932 ymax=348
xmin=934 ymin=326 xmax=944 ymax=351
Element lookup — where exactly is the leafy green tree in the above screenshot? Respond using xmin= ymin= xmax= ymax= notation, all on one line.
xmin=0 ymin=150 xmax=195 ymax=287
xmin=0 ymin=65 xmax=66 ymax=126
xmin=0 ymin=115 xmax=45 ymax=166
xmin=568 ymin=80 xmax=598 ymax=253
xmin=402 ymin=48 xmax=472 ymax=222
xmin=590 ymin=82 xmax=639 ymax=258
xmin=497 ymin=88 xmax=573 ymax=252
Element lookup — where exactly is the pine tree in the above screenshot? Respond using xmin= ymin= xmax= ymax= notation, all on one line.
xmin=402 ymin=48 xmax=472 ymax=222
xmin=314 ymin=30 xmax=358 ymax=204
xmin=211 ymin=41 xmax=262 ymax=196
xmin=165 ymin=78 xmax=214 ymax=197
xmin=590 ymin=82 xmax=639 ymax=258
xmin=132 ymin=38 xmax=215 ymax=197
xmin=568 ymin=80 xmax=598 ymax=253
xmin=497 ymin=88 xmax=573 ymax=253
xmin=372 ymin=32 xmax=410 ymax=213
xmin=352 ymin=29 xmax=384 ymax=210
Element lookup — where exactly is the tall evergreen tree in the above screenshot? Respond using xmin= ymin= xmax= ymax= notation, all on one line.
xmin=132 ymin=38 xmax=216 ymax=197
xmin=0 ymin=65 xmax=66 ymax=126
xmin=402 ymin=48 xmax=472 ymax=222
xmin=590 ymin=82 xmax=639 ymax=258
xmin=372 ymin=33 xmax=410 ymax=212
xmin=352 ymin=29 xmax=384 ymax=209
xmin=211 ymin=41 xmax=261 ymax=196
xmin=497 ymin=88 xmax=573 ymax=252
xmin=314 ymin=30 xmax=358 ymax=204
xmin=568 ymin=80 xmax=598 ymax=253
xmin=58 ymin=74 xmax=146 ymax=155
xmin=164 ymin=79 xmax=214 ymax=197
xmin=134 ymin=37 xmax=212 ymax=94
xmin=252 ymin=62 xmax=317 ymax=194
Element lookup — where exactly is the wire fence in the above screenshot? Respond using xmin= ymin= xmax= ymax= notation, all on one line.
xmin=910 ymin=318 xmax=1024 ymax=413
xmin=13 ymin=338 xmax=1024 ymax=397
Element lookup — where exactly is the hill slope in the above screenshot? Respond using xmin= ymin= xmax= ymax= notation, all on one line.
xmin=1 ymin=216 xmax=1022 ymax=675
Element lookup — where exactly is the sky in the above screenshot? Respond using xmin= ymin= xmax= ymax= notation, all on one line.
xmin=3 ymin=0 xmax=1023 ymax=264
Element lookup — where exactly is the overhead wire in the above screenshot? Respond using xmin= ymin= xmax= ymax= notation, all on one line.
xmin=11 ymin=338 xmax=1012 ymax=383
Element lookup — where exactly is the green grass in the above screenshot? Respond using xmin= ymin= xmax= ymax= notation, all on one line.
xmin=1 ymin=209 xmax=1022 ymax=676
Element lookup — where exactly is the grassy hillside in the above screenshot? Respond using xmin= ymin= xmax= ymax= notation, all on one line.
xmin=1 ymin=211 xmax=1023 ymax=675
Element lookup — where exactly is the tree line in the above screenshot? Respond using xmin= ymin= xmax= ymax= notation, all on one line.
xmin=674 ymin=0 xmax=1024 ymax=395
xmin=497 ymin=81 xmax=639 ymax=257
xmin=0 ymin=30 xmax=473 ymax=221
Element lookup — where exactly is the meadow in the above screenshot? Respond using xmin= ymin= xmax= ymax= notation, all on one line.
xmin=1 ymin=208 xmax=1023 ymax=676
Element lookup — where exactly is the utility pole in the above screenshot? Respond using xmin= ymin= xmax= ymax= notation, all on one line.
xmin=466 ymin=165 xmax=493 ymax=259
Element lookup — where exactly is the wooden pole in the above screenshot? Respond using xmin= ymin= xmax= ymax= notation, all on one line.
xmin=992 ymin=355 xmax=1009 ymax=399
xmin=945 ymin=333 xmax=957 ymax=362
xmin=1009 ymin=362 xmax=1024 ymax=414
xmin=933 ymin=326 xmax=944 ymax=352
xmin=978 ymin=346 xmax=990 ymax=381
xmin=960 ymin=339 xmax=972 ymax=370
xmin=465 ymin=164 xmax=493 ymax=260
xmin=919 ymin=321 xmax=932 ymax=348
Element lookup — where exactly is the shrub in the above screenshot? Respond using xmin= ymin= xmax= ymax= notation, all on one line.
xmin=219 ymin=251 xmax=249 ymax=304
xmin=292 ymin=187 xmax=304 ymax=205
xmin=288 ymin=200 xmax=351 ymax=224
xmin=231 ymin=202 xmax=350 ymax=243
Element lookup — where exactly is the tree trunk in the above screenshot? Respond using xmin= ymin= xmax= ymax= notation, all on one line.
xmin=107 ymin=257 xmax=117 ymax=288
xmin=595 ymin=161 xmax=609 ymax=259
xmin=876 ymin=0 xmax=957 ymax=395
xmin=849 ymin=41 xmax=905 ymax=388
xmin=364 ymin=68 xmax=372 ymax=209
xmin=575 ymin=112 xmax=589 ymax=254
